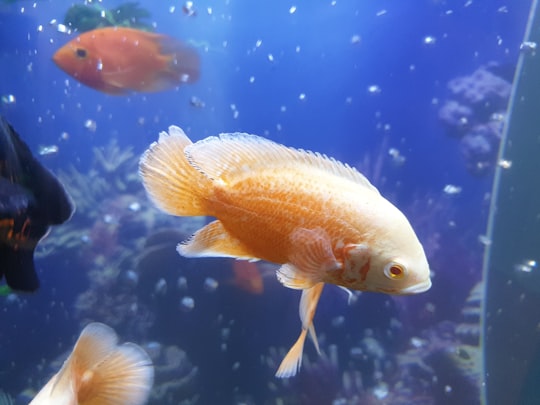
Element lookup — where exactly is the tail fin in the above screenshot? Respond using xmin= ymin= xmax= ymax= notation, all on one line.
xmin=37 ymin=323 xmax=153 ymax=405
xmin=139 ymin=126 xmax=212 ymax=217
xmin=160 ymin=36 xmax=201 ymax=84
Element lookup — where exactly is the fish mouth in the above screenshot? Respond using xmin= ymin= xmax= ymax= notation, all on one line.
xmin=400 ymin=278 xmax=432 ymax=295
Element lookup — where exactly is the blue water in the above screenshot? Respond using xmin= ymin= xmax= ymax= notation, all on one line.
xmin=0 ymin=1 xmax=532 ymax=404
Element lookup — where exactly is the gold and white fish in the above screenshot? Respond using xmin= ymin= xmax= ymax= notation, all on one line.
xmin=139 ymin=126 xmax=431 ymax=378
xmin=29 ymin=322 xmax=153 ymax=405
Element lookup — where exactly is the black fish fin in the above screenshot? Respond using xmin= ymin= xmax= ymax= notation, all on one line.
xmin=0 ymin=116 xmax=74 ymax=224
xmin=1 ymin=246 xmax=39 ymax=292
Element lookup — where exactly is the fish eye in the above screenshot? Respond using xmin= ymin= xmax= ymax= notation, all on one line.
xmin=75 ymin=48 xmax=87 ymax=59
xmin=384 ymin=262 xmax=406 ymax=280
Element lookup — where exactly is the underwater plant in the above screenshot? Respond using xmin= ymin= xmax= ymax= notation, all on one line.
xmin=63 ymin=2 xmax=154 ymax=33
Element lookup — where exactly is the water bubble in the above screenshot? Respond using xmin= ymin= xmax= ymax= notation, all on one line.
xmin=144 ymin=341 xmax=162 ymax=359
xmin=289 ymin=5 xmax=297 ymax=14
xmin=204 ymin=277 xmax=219 ymax=292
xmin=367 ymin=85 xmax=381 ymax=94
xmin=124 ymin=270 xmax=139 ymax=286
xmin=490 ymin=112 xmax=505 ymax=122
xmin=520 ymin=41 xmax=537 ymax=53
xmin=221 ymin=327 xmax=231 ymax=340
xmin=128 ymin=201 xmax=141 ymax=212
xmin=443 ymin=184 xmax=462 ymax=195
xmin=373 ymin=382 xmax=389 ymax=399
xmin=5 ymin=293 xmax=20 ymax=305
xmin=38 ymin=145 xmax=59 ymax=156
xmin=182 ymin=1 xmax=196 ymax=16
xmin=478 ymin=235 xmax=492 ymax=246
xmin=350 ymin=347 xmax=363 ymax=359
xmin=350 ymin=34 xmax=361 ymax=45
xmin=388 ymin=148 xmax=406 ymax=165
xmin=423 ymin=35 xmax=437 ymax=46
xmin=154 ymin=278 xmax=167 ymax=295
xmin=103 ymin=214 xmax=116 ymax=224
xmin=410 ymin=337 xmax=426 ymax=348
xmin=56 ymin=24 xmax=70 ymax=34
xmin=190 ymin=96 xmax=205 ymax=108
xmin=1 ymin=94 xmax=16 ymax=105
xmin=177 ymin=276 xmax=188 ymax=291
xmin=515 ymin=259 xmax=537 ymax=273
xmin=331 ymin=315 xmax=345 ymax=327
xmin=180 ymin=296 xmax=195 ymax=311
xmin=84 ymin=119 xmax=97 ymax=132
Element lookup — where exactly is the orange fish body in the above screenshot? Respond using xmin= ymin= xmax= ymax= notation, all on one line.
xmin=232 ymin=260 xmax=264 ymax=295
xmin=139 ymin=126 xmax=431 ymax=377
xmin=52 ymin=27 xmax=200 ymax=94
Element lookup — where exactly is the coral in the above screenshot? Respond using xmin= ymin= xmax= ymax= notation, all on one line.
xmin=36 ymin=137 xmax=184 ymax=336
xmin=92 ymin=139 xmax=135 ymax=175
xmin=144 ymin=343 xmax=199 ymax=405
xmin=57 ymin=165 xmax=110 ymax=218
xmin=459 ymin=121 xmax=503 ymax=175
xmin=54 ymin=139 xmax=142 ymax=220
xmin=438 ymin=63 xmax=512 ymax=175
xmin=262 ymin=336 xmax=436 ymax=404
xmin=447 ymin=66 xmax=511 ymax=114
xmin=35 ymin=223 xmax=92 ymax=258
xmin=395 ymin=321 xmax=481 ymax=405
xmin=437 ymin=100 xmax=473 ymax=136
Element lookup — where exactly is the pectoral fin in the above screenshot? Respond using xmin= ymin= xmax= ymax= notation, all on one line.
xmin=276 ymin=227 xmax=340 ymax=290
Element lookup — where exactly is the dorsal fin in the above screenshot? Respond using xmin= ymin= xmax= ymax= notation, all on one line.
xmin=184 ymin=133 xmax=379 ymax=193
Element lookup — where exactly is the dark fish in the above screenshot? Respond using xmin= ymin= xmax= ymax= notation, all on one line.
xmin=0 ymin=117 xmax=73 ymax=291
